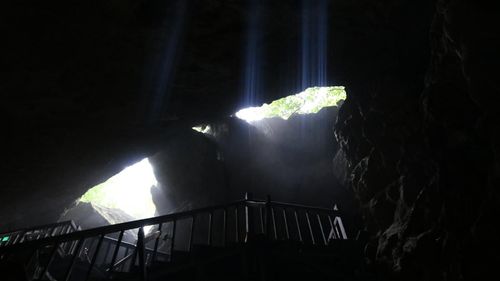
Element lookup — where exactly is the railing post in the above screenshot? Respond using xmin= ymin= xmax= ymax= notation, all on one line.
xmin=334 ymin=217 xmax=348 ymax=240
xmin=235 ymin=208 xmax=239 ymax=243
xmin=102 ymin=240 xmax=112 ymax=265
xmin=282 ymin=209 xmax=290 ymax=240
xmin=305 ymin=212 xmax=315 ymax=245
xmin=294 ymin=211 xmax=303 ymax=243
xmin=39 ymin=241 xmax=60 ymax=280
xmin=85 ymin=235 xmax=104 ymax=281
xmin=189 ymin=216 xmax=196 ymax=252
xmin=317 ymin=214 xmax=327 ymax=245
xmin=328 ymin=204 xmax=348 ymax=241
xmin=152 ymin=223 xmax=162 ymax=263
xmin=244 ymin=192 xmax=254 ymax=242
xmin=259 ymin=208 xmax=264 ymax=234
xmin=271 ymin=207 xmax=277 ymax=240
xmin=108 ymin=230 xmax=124 ymax=274
xmin=222 ymin=209 xmax=227 ymax=247
xmin=13 ymin=231 xmax=25 ymax=245
xmin=121 ymin=248 xmax=129 ymax=271
xmin=327 ymin=215 xmax=336 ymax=240
xmin=265 ymin=195 xmax=272 ymax=239
xmin=208 ymin=212 xmax=213 ymax=246
xmin=170 ymin=220 xmax=177 ymax=262
xmin=64 ymin=238 xmax=84 ymax=281
xmin=136 ymin=227 xmax=147 ymax=281
xmin=60 ymin=225 xmax=68 ymax=237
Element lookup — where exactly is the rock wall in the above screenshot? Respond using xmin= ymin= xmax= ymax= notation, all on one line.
xmin=334 ymin=0 xmax=500 ymax=280
xmin=215 ymin=106 xmax=355 ymax=210
xmin=149 ymin=107 xmax=359 ymax=224
xmin=149 ymin=128 xmax=228 ymax=214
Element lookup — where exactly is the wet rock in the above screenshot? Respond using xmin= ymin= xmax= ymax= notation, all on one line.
xmin=335 ymin=0 xmax=500 ymax=279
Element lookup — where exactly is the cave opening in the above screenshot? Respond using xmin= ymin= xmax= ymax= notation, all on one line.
xmin=234 ymin=86 xmax=346 ymax=123
xmin=75 ymin=158 xmax=158 ymax=225
xmin=180 ymin=85 xmax=354 ymax=217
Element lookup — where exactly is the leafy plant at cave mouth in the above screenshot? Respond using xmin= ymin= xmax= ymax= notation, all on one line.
xmin=235 ymin=86 xmax=346 ymax=122
xmin=79 ymin=158 xmax=157 ymax=221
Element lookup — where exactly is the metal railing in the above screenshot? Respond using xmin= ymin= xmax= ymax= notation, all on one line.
xmin=0 ymin=220 xmax=78 ymax=248
xmin=0 ymin=194 xmax=348 ymax=281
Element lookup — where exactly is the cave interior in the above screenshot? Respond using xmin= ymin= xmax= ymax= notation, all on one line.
xmin=1 ymin=0 xmax=500 ymax=280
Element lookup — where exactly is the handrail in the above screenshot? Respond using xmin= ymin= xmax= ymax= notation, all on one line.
xmin=0 ymin=220 xmax=76 ymax=236
xmin=270 ymin=202 xmax=339 ymax=214
xmin=102 ymin=236 xmax=157 ymax=252
xmin=0 ymin=198 xmax=343 ymax=252
xmin=0 ymin=200 xmax=245 ymax=251
xmin=0 ymin=195 xmax=348 ymax=281
xmin=110 ymin=252 xmax=135 ymax=270
xmin=0 ymin=220 xmax=78 ymax=248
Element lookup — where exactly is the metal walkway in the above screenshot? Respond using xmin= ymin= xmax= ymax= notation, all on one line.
xmin=0 ymin=194 xmax=349 ymax=281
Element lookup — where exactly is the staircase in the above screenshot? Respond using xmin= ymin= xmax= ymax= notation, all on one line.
xmin=0 ymin=221 xmax=79 ymax=247
xmin=0 ymin=194 xmax=372 ymax=281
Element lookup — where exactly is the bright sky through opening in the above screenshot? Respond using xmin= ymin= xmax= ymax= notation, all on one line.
xmin=235 ymin=86 xmax=346 ymax=123
xmin=79 ymin=158 xmax=157 ymax=220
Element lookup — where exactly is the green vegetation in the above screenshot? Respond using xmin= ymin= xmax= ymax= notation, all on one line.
xmin=192 ymin=125 xmax=212 ymax=134
xmin=235 ymin=86 xmax=346 ymax=121
xmin=266 ymin=86 xmax=345 ymax=118
xmin=78 ymin=158 xmax=157 ymax=220
xmin=79 ymin=181 xmax=119 ymax=209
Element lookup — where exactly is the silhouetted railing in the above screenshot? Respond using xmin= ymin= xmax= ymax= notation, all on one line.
xmin=0 ymin=220 xmax=78 ymax=248
xmin=0 ymin=194 xmax=347 ymax=281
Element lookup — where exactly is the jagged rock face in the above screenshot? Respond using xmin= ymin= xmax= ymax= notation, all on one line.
xmin=59 ymin=202 xmax=135 ymax=230
xmin=335 ymin=0 xmax=500 ymax=280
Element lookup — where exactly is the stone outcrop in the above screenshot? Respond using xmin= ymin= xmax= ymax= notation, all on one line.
xmin=334 ymin=0 xmax=500 ymax=279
